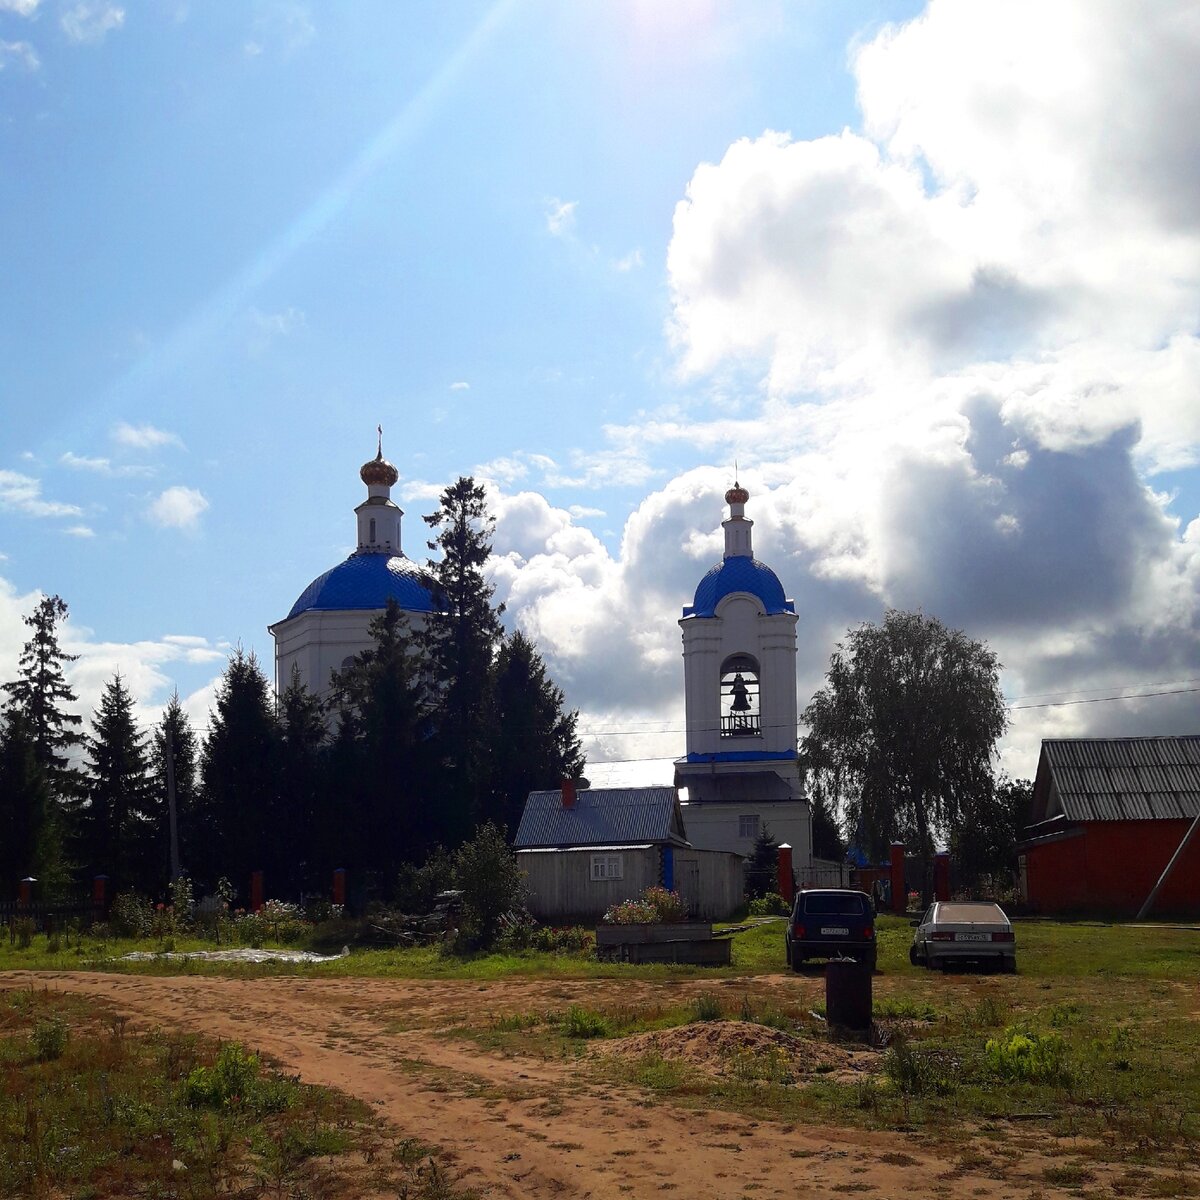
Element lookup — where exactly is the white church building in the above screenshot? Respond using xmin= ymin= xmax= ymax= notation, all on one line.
xmin=270 ymin=445 xmax=813 ymax=871
xmin=675 ymin=483 xmax=813 ymax=863
xmin=267 ymin=438 xmax=437 ymax=698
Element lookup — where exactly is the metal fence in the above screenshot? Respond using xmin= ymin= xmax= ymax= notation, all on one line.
xmin=1 ymin=895 xmax=103 ymax=933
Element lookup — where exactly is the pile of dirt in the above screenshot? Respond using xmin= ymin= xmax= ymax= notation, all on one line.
xmin=597 ymin=1020 xmax=868 ymax=1078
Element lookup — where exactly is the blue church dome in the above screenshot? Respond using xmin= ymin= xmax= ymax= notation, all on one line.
xmin=683 ymin=556 xmax=795 ymax=619
xmin=287 ymin=553 xmax=437 ymax=619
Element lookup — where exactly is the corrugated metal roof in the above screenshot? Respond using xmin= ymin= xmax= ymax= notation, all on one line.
xmin=1039 ymin=737 xmax=1200 ymax=822
xmin=515 ymin=786 xmax=685 ymax=848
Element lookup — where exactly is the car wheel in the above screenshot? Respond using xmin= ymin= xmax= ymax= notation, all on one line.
xmin=866 ymin=952 xmax=878 ymax=973
xmin=926 ymin=956 xmax=938 ymax=971
xmin=908 ymin=944 xmax=919 ymax=967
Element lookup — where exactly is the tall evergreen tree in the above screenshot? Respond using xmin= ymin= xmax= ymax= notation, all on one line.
xmin=2 ymin=594 xmax=84 ymax=800
xmin=198 ymin=649 xmax=280 ymax=894
xmin=150 ymin=691 xmax=199 ymax=888
xmin=0 ymin=711 xmax=54 ymax=888
xmin=81 ymin=673 xmax=153 ymax=889
xmin=490 ymin=631 xmax=584 ymax=833
xmin=277 ymin=666 xmax=327 ymax=893
xmin=332 ymin=600 xmax=433 ymax=869
xmin=419 ymin=477 xmax=505 ymax=835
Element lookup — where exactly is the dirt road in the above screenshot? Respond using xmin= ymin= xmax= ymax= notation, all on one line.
xmin=0 ymin=970 xmax=1118 ymax=1198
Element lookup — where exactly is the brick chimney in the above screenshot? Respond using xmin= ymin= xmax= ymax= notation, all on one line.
xmin=561 ymin=777 xmax=576 ymax=809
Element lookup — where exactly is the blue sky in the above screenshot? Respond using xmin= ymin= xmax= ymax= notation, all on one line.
xmin=3 ymin=0 xmax=1198 ymax=783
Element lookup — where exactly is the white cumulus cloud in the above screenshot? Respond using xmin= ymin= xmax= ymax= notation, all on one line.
xmin=112 ymin=421 xmax=184 ymax=451
xmin=148 ymin=486 xmax=209 ymax=530
xmin=60 ymin=1 xmax=124 ymax=43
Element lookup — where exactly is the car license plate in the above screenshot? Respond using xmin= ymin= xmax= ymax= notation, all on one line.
xmin=957 ymin=933 xmax=989 ymax=942
xmin=820 ymin=926 xmax=849 ymax=936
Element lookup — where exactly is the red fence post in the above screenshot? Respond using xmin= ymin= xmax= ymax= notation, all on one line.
xmin=250 ymin=870 xmax=264 ymax=913
xmin=332 ymin=868 xmax=346 ymax=908
xmin=777 ymin=844 xmax=794 ymax=905
xmin=18 ymin=877 xmax=34 ymax=908
xmin=889 ymin=843 xmax=906 ymax=914
xmin=92 ymin=875 xmax=108 ymax=917
xmin=934 ymin=852 xmax=951 ymax=901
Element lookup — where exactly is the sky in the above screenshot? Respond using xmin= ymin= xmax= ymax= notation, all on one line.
xmin=2 ymin=0 xmax=1198 ymax=789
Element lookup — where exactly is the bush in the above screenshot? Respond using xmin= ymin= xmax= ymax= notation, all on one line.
xmin=883 ymin=1037 xmax=957 ymax=1096
xmin=691 ymin=994 xmax=723 ymax=1022
xmin=603 ymin=899 xmax=658 ymax=925
xmin=395 ymin=846 xmax=456 ymax=914
xmin=453 ymin=823 xmax=525 ymax=949
xmin=563 ymin=1007 xmax=608 ymax=1038
xmin=182 ymin=1042 xmax=261 ymax=1108
xmin=643 ymin=886 xmax=687 ymax=923
xmin=32 ymin=1018 xmax=68 ymax=1062
xmin=984 ymin=1028 xmax=1071 ymax=1085
xmin=604 ymin=886 xmax=688 ymax=925
xmin=109 ymin=892 xmax=153 ymax=938
xmin=748 ymin=892 xmax=788 ymax=916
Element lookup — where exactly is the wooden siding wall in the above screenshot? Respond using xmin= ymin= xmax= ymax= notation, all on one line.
xmin=520 ymin=849 xmax=661 ymax=924
xmin=1023 ymin=819 xmax=1200 ymax=915
xmin=671 ymin=849 xmax=745 ymax=920
xmin=518 ymin=848 xmax=745 ymax=923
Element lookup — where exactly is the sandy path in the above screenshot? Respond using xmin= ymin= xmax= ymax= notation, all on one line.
xmin=0 ymin=970 xmax=1124 ymax=1198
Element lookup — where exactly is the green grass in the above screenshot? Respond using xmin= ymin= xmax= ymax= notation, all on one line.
xmin=0 ymin=987 xmax=478 ymax=1199
xmin=3 ymin=913 xmax=1198 ymax=983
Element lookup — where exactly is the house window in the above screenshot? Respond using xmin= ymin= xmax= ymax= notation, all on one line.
xmin=591 ymin=853 xmax=624 ymax=881
xmin=738 ymin=814 xmax=760 ymax=840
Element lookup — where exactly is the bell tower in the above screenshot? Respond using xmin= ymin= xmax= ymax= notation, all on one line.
xmin=675 ymin=483 xmax=812 ymax=863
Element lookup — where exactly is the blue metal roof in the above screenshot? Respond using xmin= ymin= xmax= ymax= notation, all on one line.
xmin=287 ymin=553 xmax=436 ymax=619
xmin=683 ymin=555 xmax=795 ymax=618
xmin=515 ymin=786 xmax=687 ymax=849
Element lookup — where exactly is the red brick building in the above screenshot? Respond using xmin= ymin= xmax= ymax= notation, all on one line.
xmin=1019 ymin=736 xmax=1200 ymax=917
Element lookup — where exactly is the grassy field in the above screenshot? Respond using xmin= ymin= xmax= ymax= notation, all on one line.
xmin=2 ymin=912 xmax=1200 ymax=979
xmin=0 ymin=985 xmax=477 ymax=1199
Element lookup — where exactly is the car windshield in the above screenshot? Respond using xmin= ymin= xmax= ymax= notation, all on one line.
xmin=803 ymin=894 xmax=868 ymax=916
xmin=935 ymin=903 xmax=1007 ymax=924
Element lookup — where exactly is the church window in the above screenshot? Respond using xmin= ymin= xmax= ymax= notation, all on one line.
xmin=591 ymin=853 xmax=624 ymax=881
xmin=738 ymin=815 xmax=760 ymax=840
xmin=720 ymin=654 xmax=761 ymax=737
xmin=369 ymin=517 xmax=376 ymax=542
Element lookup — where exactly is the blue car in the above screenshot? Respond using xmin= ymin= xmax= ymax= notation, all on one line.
xmin=785 ymin=888 xmax=877 ymax=971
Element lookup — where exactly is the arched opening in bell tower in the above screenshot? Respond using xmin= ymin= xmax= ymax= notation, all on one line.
xmin=720 ymin=653 xmax=761 ymax=738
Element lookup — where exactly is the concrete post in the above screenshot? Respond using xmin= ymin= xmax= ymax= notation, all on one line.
xmin=777 ymin=844 xmax=794 ymax=904
xmin=889 ymin=843 xmax=906 ymax=914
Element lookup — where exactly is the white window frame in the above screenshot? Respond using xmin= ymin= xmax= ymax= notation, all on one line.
xmin=738 ymin=814 xmax=760 ymax=840
xmin=590 ymin=853 xmax=624 ymax=882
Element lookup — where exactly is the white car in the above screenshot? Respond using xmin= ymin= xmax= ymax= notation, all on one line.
xmin=910 ymin=901 xmax=1016 ymax=973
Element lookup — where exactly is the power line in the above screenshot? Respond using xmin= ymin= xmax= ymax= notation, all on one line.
xmin=581 ymin=685 xmax=1200 ymax=765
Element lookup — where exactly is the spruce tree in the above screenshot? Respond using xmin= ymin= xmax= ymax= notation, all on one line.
xmin=150 ymin=691 xmax=199 ymax=887
xmin=198 ymin=649 xmax=280 ymax=894
xmin=419 ymin=477 xmax=504 ymax=836
xmin=0 ymin=711 xmax=53 ymax=888
xmin=490 ymin=631 xmax=584 ymax=832
xmin=333 ymin=600 xmax=433 ymax=869
xmin=277 ymin=666 xmax=327 ymax=893
xmin=81 ymin=673 xmax=153 ymax=889
xmin=3 ymin=594 xmax=84 ymax=800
